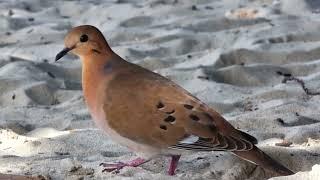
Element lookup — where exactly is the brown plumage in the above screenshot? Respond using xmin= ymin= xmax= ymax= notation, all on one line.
xmin=55 ymin=25 xmax=294 ymax=177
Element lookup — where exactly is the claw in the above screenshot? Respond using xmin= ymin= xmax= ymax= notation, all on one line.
xmin=102 ymin=167 xmax=119 ymax=173
xmin=100 ymin=162 xmax=126 ymax=167
xmin=100 ymin=162 xmax=127 ymax=173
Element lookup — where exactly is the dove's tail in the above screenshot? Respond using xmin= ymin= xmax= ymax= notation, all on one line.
xmin=233 ymin=145 xmax=294 ymax=176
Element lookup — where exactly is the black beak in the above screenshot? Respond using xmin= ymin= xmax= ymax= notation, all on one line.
xmin=55 ymin=47 xmax=73 ymax=62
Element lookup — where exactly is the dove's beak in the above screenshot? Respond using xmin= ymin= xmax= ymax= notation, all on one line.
xmin=55 ymin=46 xmax=74 ymax=61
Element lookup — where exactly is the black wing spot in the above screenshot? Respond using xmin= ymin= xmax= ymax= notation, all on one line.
xmin=157 ymin=101 xmax=165 ymax=109
xmin=164 ymin=115 xmax=176 ymax=123
xmin=183 ymin=104 xmax=193 ymax=110
xmin=160 ymin=125 xmax=167 ymax=130
xmin=204 ymin=113 xmax=214 ymax=121
xmin=166 ymin=110 xmax=175 ymax=114
xmin=189 ymin=114 xmax=200 ymax=121
xmin=209 ymin=125 xmax=217 ymax=131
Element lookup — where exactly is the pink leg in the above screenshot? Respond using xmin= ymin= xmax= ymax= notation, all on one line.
xmin=168 ymin=155 xmax=181 ymax=176
xmin=100 ymin=157 xmax=147 ymax=173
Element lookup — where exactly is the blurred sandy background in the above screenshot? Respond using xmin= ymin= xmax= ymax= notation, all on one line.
xmin=0 ymin=0 xmax=320 ymax=179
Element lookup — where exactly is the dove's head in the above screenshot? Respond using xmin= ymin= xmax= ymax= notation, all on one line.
xmin=55 ymin=25 xmax=111 ymax=61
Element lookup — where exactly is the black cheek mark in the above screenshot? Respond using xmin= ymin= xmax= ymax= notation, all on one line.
xmin=189 ymin=114 xmax=200 ymax=121
xmin=159 ymin=125 xmax=167 ymax=130
xmin=157 ymin=101 xmax=165 ymax=109
xmin=164 ymin=115 xmax=176 ymax=123
xmin=183 ymin=104 xmax=193 ymax=110
xmin=104 ymin=62 xmax=113 ymax=73
xmin=92 ymin=49 xmax=101 ymax=54
xmin=165 ymin=110 xmax=175 ymax=114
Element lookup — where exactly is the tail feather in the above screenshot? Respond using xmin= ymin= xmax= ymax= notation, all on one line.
xmin=233 ymin=145 xmax=294 ymax=176
xmin=238 ymin=130 xmax=258 ymax=144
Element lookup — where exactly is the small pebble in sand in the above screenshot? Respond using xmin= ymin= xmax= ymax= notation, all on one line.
xmin=47 ymin=72 xmax=55 ymax=78
xmin=197 ymin=75 xmax=209 ymax=80
xmin=8 ymin=9 xmax=14 ymax=16
xmin=276 ymin=118 xmax=285 ymax=125
xmin=275 ymin=140 xmax=293 ymax=147
xmin=191 ymin=5 xmax=198 ymax=11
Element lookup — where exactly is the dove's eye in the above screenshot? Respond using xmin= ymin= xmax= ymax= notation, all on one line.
xmin=80 ymin=34 xmax=88 ymax=42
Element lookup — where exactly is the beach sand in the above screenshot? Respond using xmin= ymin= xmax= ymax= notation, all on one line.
xmin=0 ymin=0 xmax=320 ymax=179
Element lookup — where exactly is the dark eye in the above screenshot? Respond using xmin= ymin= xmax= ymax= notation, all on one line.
xmin=80 ymin=34 xmax=88 ymax=42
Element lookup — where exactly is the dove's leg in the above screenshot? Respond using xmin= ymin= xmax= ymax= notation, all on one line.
xmin=100 ymin=157 xmax=147 ymax=173
xmin=168 ymin=155 xmax=181 ymax=175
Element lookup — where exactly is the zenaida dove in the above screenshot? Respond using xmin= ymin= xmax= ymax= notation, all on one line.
xmin=55 ymin=25 xmax=294 ymax=177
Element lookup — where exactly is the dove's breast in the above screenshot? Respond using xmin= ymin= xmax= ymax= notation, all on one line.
xmin=81 ymin=59 xmax=168 ymax=158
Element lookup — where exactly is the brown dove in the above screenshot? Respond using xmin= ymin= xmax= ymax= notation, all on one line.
xmin=55 ymin=25 xmax=294 ymax=176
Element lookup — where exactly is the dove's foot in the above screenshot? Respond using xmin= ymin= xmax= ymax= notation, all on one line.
xmin=168 ymin=155 xmax=181 ymax=176
xmin=100 ymin=157 xmax=147 ymax=173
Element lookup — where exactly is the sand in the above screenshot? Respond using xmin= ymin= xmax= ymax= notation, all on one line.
xmin=0 ymin=0 xmax=320 ymax=179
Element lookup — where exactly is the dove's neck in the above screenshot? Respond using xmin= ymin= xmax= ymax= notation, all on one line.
xmin=81 ymin=51 xmax=118 ymax=114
